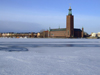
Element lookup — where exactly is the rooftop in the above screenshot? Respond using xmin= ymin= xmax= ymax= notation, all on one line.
xmin=50 ymin=28 xmax=82 ymax=31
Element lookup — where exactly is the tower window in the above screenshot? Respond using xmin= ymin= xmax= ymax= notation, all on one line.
xmin=68 ymin=30 xmax=69 ymax=35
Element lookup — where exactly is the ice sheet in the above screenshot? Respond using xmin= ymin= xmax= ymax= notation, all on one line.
xmin=0 ymin=38 xmax=100 ymax=75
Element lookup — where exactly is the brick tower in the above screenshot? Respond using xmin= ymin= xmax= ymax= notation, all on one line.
xmin=66 ymin=6 xmax=74 ymax=38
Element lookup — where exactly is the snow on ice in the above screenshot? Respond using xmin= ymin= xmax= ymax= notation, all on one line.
xmin=0 ymin=38 xmax=100 ymax=75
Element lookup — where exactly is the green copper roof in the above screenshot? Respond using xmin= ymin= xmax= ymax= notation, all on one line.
xmin=50 ymin=28 xmax=66 ymax=31
xmin=68 ymin=6 xmax=72 ymax=15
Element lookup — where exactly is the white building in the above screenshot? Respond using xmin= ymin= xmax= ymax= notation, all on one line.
xmin=97 ymin=32 xmax=100 ymax=37
xmin=91 ymin=33 xmax=97 ymax=37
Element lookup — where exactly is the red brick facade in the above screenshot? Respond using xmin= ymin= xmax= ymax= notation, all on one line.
xmin=50 ymin=31 xmax=66 ymax=38
xmin=49 ymin=29 xmax=83 ymax=38
xmin=66 ymin=15 xmax=74 ymax=37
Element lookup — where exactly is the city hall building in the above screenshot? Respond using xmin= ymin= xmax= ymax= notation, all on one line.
xmin=49 ymin=7 xmax=84 ymax=38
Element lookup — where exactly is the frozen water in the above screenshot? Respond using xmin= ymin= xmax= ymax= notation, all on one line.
xmin=0 ymin=38 xmax=100 ymax=75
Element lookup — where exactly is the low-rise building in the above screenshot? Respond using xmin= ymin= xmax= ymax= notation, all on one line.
xmin=97 ymin=32 xmax=100 ymax=37
xmin=91 ymin=33 xmax=97 ymax=37
xmin=37 ymin=33 xmax=40 ymax=38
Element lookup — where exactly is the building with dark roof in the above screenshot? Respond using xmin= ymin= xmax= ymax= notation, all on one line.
xmin=49 ymin=7 xmax=84 ymax=38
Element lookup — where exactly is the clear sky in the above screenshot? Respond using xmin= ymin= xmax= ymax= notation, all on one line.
xmin=0 ymin=0 xmax=100 ymax=34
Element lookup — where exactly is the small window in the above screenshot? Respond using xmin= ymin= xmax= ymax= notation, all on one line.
xmin=68 ymin=30 xmax=69 ymax=35
xmin=51 ymin=34 xmax=53 ymax=35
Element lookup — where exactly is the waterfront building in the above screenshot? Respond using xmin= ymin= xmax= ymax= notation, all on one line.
xmin=49 ymin=7 xmax=84 ymax=38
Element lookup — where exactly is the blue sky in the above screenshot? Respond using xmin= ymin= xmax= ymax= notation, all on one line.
xmin=0 ymin=0 xmax=100 ymax=34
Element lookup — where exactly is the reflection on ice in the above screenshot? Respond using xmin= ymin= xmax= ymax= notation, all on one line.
xmin=0 ymin=46 xmax=28 ymax=52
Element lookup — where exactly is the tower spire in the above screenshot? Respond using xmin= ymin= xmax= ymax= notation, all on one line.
xmin=69 ymin=6 xmax=71 ymax=10
xmin=68 ymin=6 xmax=72 ymax=15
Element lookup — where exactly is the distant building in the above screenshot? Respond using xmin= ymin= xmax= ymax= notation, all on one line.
xmin=0 ymin=33 xmax=2 ymax=37
xmin=97 ymin=32 xmax=100 ymax=37
xmin=0 ymin=32 xmax=35 ymax=38
xmin=37 ymin=33 xmax=40 ymax=38
xmin=40 ymin=31 xmax=49 ymax=38
xmin=48 ymin=7 xmax=84 ymax=38
xmin=91 ymin=33 xmax=97 ymax=37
